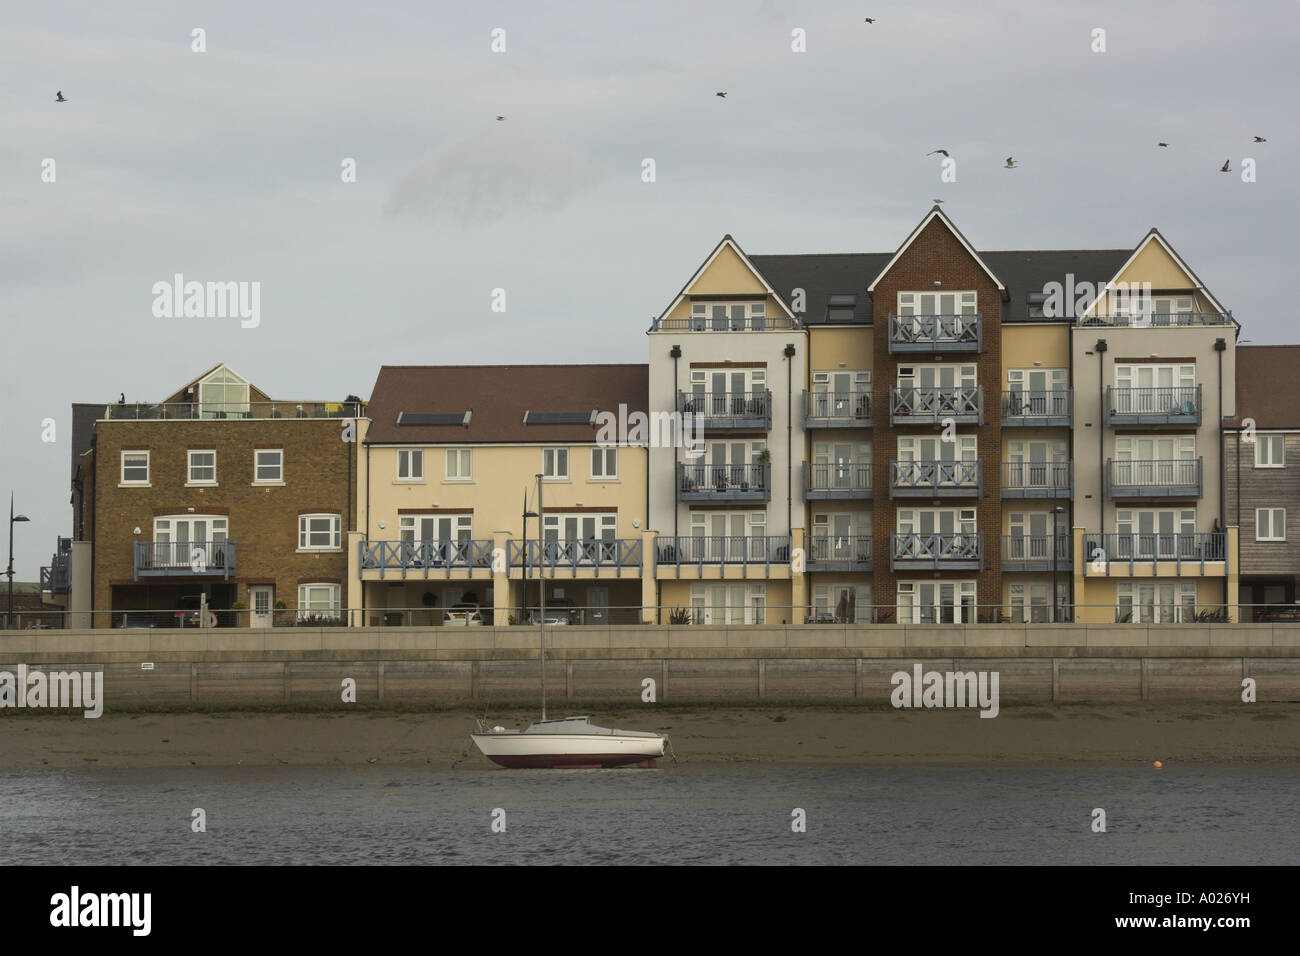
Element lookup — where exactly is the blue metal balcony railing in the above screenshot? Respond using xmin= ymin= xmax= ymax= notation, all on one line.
xmin=1001 ymin=389 xmax=1072 ymax=426
xmin=890 ymin=386 xmax=983 ymax=425
xmin=508 ymin=539 xmax=642 ymax=576
xmin=679 ymin=463 xmax=771 ymax=501
xmin=1000 ymin=460 xmax=1073 ymax=498
xmin=1106 ymin=386 xmax=1202 ymax=426
xmin=650 ymin=316 xmax=802 ymax=332
xmin=888 ymin=313 xmax=982 ymax=353
xmin=678 ymin=390 xmax=772 ymax=430
xmin=1001 ymin=534 xmax=1072 ymax=571
xmin=804 ymin=390 xmax=872 ymax=427
xmin=804 ymin=461 xmax=873 ymax=498
xmin=1106 ymin=458 xmax=1203 ymax=498
xmin=808 ymin=535 xmax=873 ymax=571
xmin=1074 ymin=312 xmax=1232 ymax=327
xmin=890 ymin=532 xmax=983 ymax=571
xmin=890 ymin=459 xmax=981 ymax=497
xmin=134 ymin=540 xmax=236 ymax=579
xmin=654 ymin=535 xmax=791 ymax=574
xmin=1082 ymin=532 xmax=1227 ymax=575
xmin=358 ymin=539 xmax=494 ymax=579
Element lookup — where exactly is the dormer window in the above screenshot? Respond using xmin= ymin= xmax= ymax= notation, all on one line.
xmin=690 ymin=300 xmax=766 ymax=331
xmin=826 ymin=294 xmax=858 ymax=323
xmin=198 ymin=367 xmax=250 ymax=418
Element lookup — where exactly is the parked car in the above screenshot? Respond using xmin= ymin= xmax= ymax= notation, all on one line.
xmin=1257 ymin=606 xmax=1300 ymax=623
xmin=444 ymin=603 xmax=489 ymax=626
xmin=528 ymin=598 xmax=581 ymax=625
xmin=804 ymin=612 xmax=838 ymax=624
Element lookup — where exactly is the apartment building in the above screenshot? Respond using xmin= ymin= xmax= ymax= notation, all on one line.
xmin=650 ymin=208 xmax=1240 ymax=625
xmin=1225 ymin=345 xmax=1300 ymax=621
xmin=356 ymin=364 xmax=650 ymax=626
xmin=73 ymin=364 xmax=364 ymax=627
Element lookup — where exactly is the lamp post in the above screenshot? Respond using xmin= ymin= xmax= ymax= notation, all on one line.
xmin=7 ymin=494 xmax=31 ymax=631
xmin=1051 ymin=505 xmax=1065 ymax=623
xmin=536 ymin=473 xmax=546 ymax=721
xmin=522 ymin=491 xmax=538 ymax=628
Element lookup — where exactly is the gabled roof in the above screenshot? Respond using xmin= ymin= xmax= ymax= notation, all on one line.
xmin=749 ymin=253 xmax=886 ymax=324
xmin=866 ymin=206 xmax=1006 ymax=295
xmin=364 ymin=364 xmax=648 ymax=444
xmin=656 ymin=234 xmax=795 ymax=322
xmin=1079 ymin=228 xmax=1231 ymax=319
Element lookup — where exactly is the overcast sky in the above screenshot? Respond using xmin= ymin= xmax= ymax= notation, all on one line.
xmin=1 ymin=0 xmax=1296 ymax=579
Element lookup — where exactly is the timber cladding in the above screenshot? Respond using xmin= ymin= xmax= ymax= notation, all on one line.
xmin=870 ymin=216 xmax=1005 ymax=612
xmin=90 ymin=418 xmax=355 ymax=624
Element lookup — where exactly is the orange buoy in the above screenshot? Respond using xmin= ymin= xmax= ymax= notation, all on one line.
xmin=1153 ymin=760 xmax=1163 ymax=769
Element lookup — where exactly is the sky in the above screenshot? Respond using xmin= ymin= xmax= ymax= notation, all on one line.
xmin=1 ymin=0 xmax=1296 ymax=579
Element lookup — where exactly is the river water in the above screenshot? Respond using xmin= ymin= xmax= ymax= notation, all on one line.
xmin=1 ymin=763 xmax=1296 ymax=865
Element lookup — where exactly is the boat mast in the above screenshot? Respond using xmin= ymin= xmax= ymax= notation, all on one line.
xmin=537 ymin=472 xmax=546 ymax=722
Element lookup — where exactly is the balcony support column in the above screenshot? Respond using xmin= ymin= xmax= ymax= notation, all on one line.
xmin=492 ymin=530 xmax=513 ymax=626
xmin=789 ymin=527 xmax=807 ymax=624
xmin=1226 ymin=525 xmax=1239 ymax=623
xmin=640 ymin=529 xmax=659 ymax=624
xmin=346 ymin=531 xmax=366 ymax=626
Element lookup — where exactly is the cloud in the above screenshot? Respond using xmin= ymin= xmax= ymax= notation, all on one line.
xmin=384 ymin=127 xmax=601 ymax=224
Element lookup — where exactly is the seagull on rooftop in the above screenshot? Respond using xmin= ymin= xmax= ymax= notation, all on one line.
xmin=1220 ymin=159 xmax=1231 ymax=172
xmin=1253 ymin=136 xmax=1267 ymax=142
xmin=1004 ymin=156 xmax=1018 ymax=168
xmin=55 ymin=90 xmax=66 ymax=102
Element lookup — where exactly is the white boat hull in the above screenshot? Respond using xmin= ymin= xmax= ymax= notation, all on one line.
xmin=471 ymin=717 xmax=667 ymax=769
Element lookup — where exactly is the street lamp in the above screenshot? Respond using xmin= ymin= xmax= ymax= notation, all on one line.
xmin=7 ymin=494 xmax=31 ymax=631
xmin=522 ymin=491 xmax=538 ymax=625
xmin=1051 ymin=505 xmax=1066 ymax=623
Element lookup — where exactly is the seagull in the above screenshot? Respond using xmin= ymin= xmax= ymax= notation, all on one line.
xmin=495 ymin=115 xmax=505 ymax=121
xmin=55 ymin=90 xmax=66 ymax=102
xmin=927 ymin=149 xmax=949 ymax=157
xmin=715 ymin=91 xmax=727 ymax=98
xmin=1220 ymin=159 xmax=1231 ymax=172
xmin=1004 ymin=156 xmax=1018 ymax=168
xmin=1157 ymin=142 xmax=1169 ymax=147
xmin=1253 ymin=136 xmax=1267 ymax=142
xmin=864 ymin=17 xmax=875 ymax=23
xmin=932 ymin=198 xmax=944 ymax=204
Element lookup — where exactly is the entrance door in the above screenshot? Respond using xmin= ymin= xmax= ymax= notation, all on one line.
xmin=587 ymin=586 xmax=609 ymax=625
xmin=249 ymin=586 xmax=273 ymax=628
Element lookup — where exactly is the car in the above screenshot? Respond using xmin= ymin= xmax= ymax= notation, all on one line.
xmin=444 ymin=603 xmax=489 ymax=626
xmin=804 ymin=612 xmax=839 ymax=624
xmin=528 ymin=598 xmax=581 ymax=625
xmin=1257 ymin=607 xmax=1300 ymax=623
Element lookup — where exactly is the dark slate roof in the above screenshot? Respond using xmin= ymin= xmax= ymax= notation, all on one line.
xmin=750 ymin=249 xmax=1131 ymax=325
xmin=1226 ymin=346 xmax=1300 ymax=428
xmin=364 ymin=364 xmax=648 ymax=445
xmin=71 ymin=402 xmax=104 ymax=482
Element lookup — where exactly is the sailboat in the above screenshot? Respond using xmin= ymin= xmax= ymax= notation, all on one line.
xmin=469 ymin=476 xmax=668 ymax=769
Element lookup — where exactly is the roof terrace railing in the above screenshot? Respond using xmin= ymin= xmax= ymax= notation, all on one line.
xmin=103 ymin=401 xmax=363 ymax=421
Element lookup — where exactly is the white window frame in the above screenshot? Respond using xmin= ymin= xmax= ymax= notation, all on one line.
xmin=120 ymin=451 xmax=150 ymax=486
xmin=1254 ymin=434 xmax=1285 ymax=468
xmin=253 ymin=449 xmax=283 ymax=484
xmin=690 ymin=300 xmax=767 ymax=331
xmin=397 ymin=448 xmax=425 ymax=482
xmin=1117 ymin=581 xmax=1197 ymax=623
xmin=897 ymin=291 xmax=977 ymax=315
xmin=590 ymin=446 xmax=618 ymax=480
xmin=897 ymin=363 xmax=977 ymax=389
xmin=689 ymin=582 xmax=767 ymax=624
xmin=445 ymin=448 xmax=472 ymax=481
xmin=896 ymin=579 xmax=977 ymax=624
xmin=298 ymin=583 xmax=341 ymax=621
xmin=187 ymin=449 xmax=217 ymax=486
xmin=542 ymin=447 xmax=570 ymax=480
xmin=813 ymin=583 xmax=872 ymax=623
xmin=1256 ymin=508 xmax=1286 ymax=542
xmin=198 ymin=367 xmax=250 ymax=418
xmin=298 ymin=513 xmax=342 ymax=551
xmin=400 ymin=514 xmax=472 ymax=542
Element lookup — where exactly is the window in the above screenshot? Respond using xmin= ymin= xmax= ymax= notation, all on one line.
xmin=542 ymin=513 xmax=617 ymax=543
xmin=813 ymin=584 xmax=872 ymax=623
xmin=1117 ymin=581 xmax=1196 ymax=623
xmin=826 ymin=294 xmax=858 ymax=323
xmin=1113 ymin=295 xmax=1196 ymax=326
xmin=254 ymin=449 xmax=283 ymax=483
xmin=543 ymin=447 xmax=569 ymax=479
xmin=690 ymin=300 xmax=767 ymax=331
xmin=198 ymin=367 xmax=250 ymax=418
xmin=445 ymin=448 xmax=472 ymax=480
xmin=397 ymin=449 xmax=424 ymax=481
xmin=898 ymin=364 xmax=977 ymax=389
xmin=121 ymin=451 xmax=150 ymax=485
xmin=897 ymin=580 xmax=977 ymax=624
xmin=401 ymin=514 xmax=471 ymax=542
xmin=1006 ymin=369 xmax=1068 ymax=417
xmin=591 ymin=447 xmax=618 ymax=479
xmin=299 ymin=514 xmax=341 ymax=550
xmin=688 ymin=511 xmax=768 ymax=561
xmin=689 ymin=583 xmax=766 ymax=624
xmin=1257 ymin=508 xmax=1286 ymax=542
xmin=1113 ymin=364 xmax=1196 ymax=415
xmin=153 ymin=515 xmax=228 ymax=569
xmin=187 ymin=450 xmax=217 ymax=485
xmin=1255 ymin=435 xmax=1285 ymax=468
xmin=897 ymin=291 xmax=977 ymax=315
xmin=298 ymin=584 xmax=340 ymax=621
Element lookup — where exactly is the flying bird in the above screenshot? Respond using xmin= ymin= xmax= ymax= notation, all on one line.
xmin=1253 ymin=136 xmax=1267 ymax=142
xmin=1004 ymin=156 xmax=1018 ymax=168
xmin=932 ymin=198 xmax=944 ymax=205
xmin=1157 ymin=142 xmax=1168 ymax=147
xmin=496 ymin=115 xmax=505 ymax=121
xmin=864 ymin=17 xmax=875 ymax=23
xmin=927 ymin=149 xmax=949 ymax=157
xmin=1220 ymin=159 xmax=1231 ymax=172
xmin=715 ymin=91 xmax=727 ymax=98
xmin=55 ymin=90 xmax=66 ymax=102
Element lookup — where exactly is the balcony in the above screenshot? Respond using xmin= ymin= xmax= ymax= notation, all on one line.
xmin=1000 ymin=460 xmax=1072 ymax=498
xmin=890 ymin=386 xmax=983 ymax=425
xmin=1106 ymin=386 xmax=1202 ymax=427
xmin=134 ymin=540 xmax=237 ymax=580
xmin=358 ymin=539 xmax=494 ymax=579
xmin=679 ymin=463 xmax=771 ymax=502
xmin=890 ymin=532 xmax=983 ymax=571
xmin=654 ymin=535 xmax=791 ymax=576
xmin=650 ymin=316 xmax=802 ymax=332
xmin=1001 ymin=390 xmax=1072 ymax=427
xmin=508 ymin=539 xmax=642 ymax=577
xmin=40 ymin=537 xmax=72 ymax=593
xmin=890 ymin=460 xmax=981 ymax=498
xmin=803 ymin=461 xmax=873 ymax=499
xmin=1074 ymin=312 xmax=1233 ymax=327
xmin=1082 ymin=532 xmax=1227 ymax=576
xmin=1001 ymin=534 xmax=1072 ymax=572
xmin=103 ymin=400 xmax=363 ymax=421
xmin=679 ymin=390 xmax=772 ymax=431
xmin=1106 ymin=459 xmax=1202 ymax=499
xmin=804 ymin=390 xmax=872 ymax=428
xmin=887 ymin=313 xmax=981 ymax=354
xmin=807 ymin=535 xmax=873 ymax=572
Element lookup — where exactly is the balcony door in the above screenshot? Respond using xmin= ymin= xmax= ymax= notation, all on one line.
xmin=812 ymin=512 xmax=856 ymax=561
xmin=1008 ymin=511 xmax=1051 ymax=561
xmin=154 ymin=515 xmax=228 ymax=568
